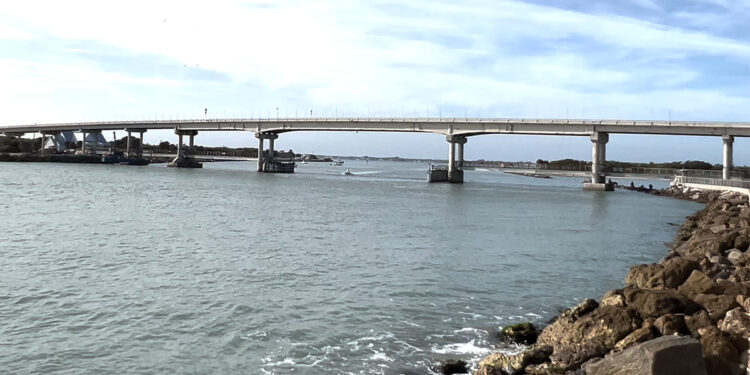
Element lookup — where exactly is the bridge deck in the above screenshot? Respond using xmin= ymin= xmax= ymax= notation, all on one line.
xmin=2 ymin=118 xmax=750 ymax=137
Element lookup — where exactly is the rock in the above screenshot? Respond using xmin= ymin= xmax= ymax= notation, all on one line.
xmin=624 ymin=287 xmax=699 ymax=318
xmin=544 ymin=299 xmax=598 ymax=327
xmin=710 ymin=224 xmax=727 ymax=233
xmin=524 ymin=362 xmax=566 ymax=375
xmin=500 ymin=322 xmax=538 ymax=345
xmin=734 ymin=267 xmax=750 ymax=282
xmin=700 ymin=327 xmax=744 ymax=375
xmin=586 ymin=335 xmax=708 ymax=375
xmin=727 ymin=249 xmax=744 ymax=265
xmin=699 ymin=326 xmax=742 ymax=363
xmin=685 ymin=310 xmax=713 ymax=338
xmin=601 ymin=290 xmax=625 ymax=307
xmin=625 ymin=258 xmax=698 ymax=289
xmin=690 ymin=293 xmax=739 ymax=321
xmin=438 ymin=359 xmax=469 ymax=375
xmin=678 ymin=270 xmax=722 ymax=297
xmin=474 ymin=345 xmax=552 ymax=375
xmin=653 ymin=314 xmax=688 ymax=336
xmin=718 ymin=307 xmax=750 ymax=341
xmin=716 ymin=279 xmax=750 ymax=298
xmin=709 ymin=255 xmax=732 ymax=266
xmin=613 ymin=322 xmax=655 ymax=351
xmin=538 ymin=306 xmax=642 ymax=370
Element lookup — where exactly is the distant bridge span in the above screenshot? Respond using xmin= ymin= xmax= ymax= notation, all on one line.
xmin=2 ymin=117 xmax=750 ymax=137
xmin=1 ymin=117 xmax=747 ymax=186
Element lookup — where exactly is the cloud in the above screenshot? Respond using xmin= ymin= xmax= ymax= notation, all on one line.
xmin=1 ymin=0 xmax=749 ymax=162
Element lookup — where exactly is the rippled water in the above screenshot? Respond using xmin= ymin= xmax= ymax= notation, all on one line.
xmin=0 ymin=160 xmax=700 ymax=374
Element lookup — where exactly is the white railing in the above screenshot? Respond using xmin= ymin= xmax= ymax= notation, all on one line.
xmin=673 ymin=176 xmax=750 ymax=189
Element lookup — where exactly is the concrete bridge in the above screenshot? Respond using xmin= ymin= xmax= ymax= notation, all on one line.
xmin=2 ymin=117 xmax=749 ymax=188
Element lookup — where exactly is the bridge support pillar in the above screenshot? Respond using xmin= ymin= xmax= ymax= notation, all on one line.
xmin=255 ymin=132 xmax=288 ymax=173
xmin=138 ymin=130 xmax=146 ymax=158
xmin=257 ymin=136 xmax=264 ymax=172
xmin=168 ymin=129 xmax=202 ymax=168
xmin=443 ymin=135 xmax=467 ymax=183
xmin=126 ymin=131 xmax=132 ymax=158
xmin=584 ymin=132 xmax=613 ymax=191
xmin=723 ymin=135 xmax=733 ymax=180
xmin=81 ymin=131 xmax=87 ymax=154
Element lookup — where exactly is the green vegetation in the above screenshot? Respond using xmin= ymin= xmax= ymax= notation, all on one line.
xmin=536 ymin=158 xmax=721 ymax=171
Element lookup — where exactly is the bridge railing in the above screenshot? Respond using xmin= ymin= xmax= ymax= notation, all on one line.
xmin=673 ymin=176 xmax=750 ymax=189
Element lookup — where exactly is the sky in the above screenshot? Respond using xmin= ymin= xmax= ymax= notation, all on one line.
xmin=2 ymin=0 xmax=750 ymax=163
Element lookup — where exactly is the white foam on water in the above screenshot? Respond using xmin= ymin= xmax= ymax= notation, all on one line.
xmin=369 ymin=351 xmax=393 ymax=361
xmin=431 ymin=340 xmax=491 ymax=355
xmin=455 ymin=327 xmax=488 ymax=335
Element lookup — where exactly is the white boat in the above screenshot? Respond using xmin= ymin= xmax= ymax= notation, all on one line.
xmin=344 ymin=168 xmax=352 ymax=175
xmin=331 ymin=160 xmax=344 ymax=166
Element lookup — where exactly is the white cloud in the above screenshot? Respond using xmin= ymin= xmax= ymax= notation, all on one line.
xmin=1 ymin=0 xmax=750 ymax=161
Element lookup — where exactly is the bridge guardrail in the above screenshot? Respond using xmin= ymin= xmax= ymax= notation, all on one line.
xmin=673 ymin=176 xmax=750 ymax=189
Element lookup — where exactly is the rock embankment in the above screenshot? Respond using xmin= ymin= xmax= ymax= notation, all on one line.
xmin=476 ymin=192 xmax=750 ymax=375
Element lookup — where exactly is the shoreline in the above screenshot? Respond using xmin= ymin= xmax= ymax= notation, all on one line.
xmin=473 ymin=187 xmax=750 ymax=375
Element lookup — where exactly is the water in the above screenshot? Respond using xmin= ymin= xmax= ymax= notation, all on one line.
xmin=0 ymin=160 xmax=701 ymax=374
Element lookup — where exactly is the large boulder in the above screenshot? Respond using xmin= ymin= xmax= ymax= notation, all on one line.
xmin=699 ymin=327 xmax=744 ymax=375
xmin=678 ymin=270 xmax=722 ymax=296
xmin=601 ymin=290 xmax=626 ymax=307
xmin=437 ymin=359 xmax=469 ymax=375
xmin=716 ymin=279 xmax=750 ymax=298
xmin=653 ymin=314 xmax=688 ymax=336
xmin=500 ymin=322 xmax=538 ymax=345
xmin=625 ymin=258 xmax=698 ymax=289
xmin=718 ymin=307 xmax=750 ymax=342
xmin=685 ymin=310 xmax=712 ymax=338
xmin=613 ymin=322 xmax=655 ymax=352
xmin=474 ymin=345 xmax=552 ymax=375
xmin=624 ymin=287 xmax=699 ymax=318
xmin=689 ymin=293 xmax=739 ymax=321
xmin=538 ymin=305 xmax=641 ymax=370
xmin=585 ymin=336 xmax=708 ymax=375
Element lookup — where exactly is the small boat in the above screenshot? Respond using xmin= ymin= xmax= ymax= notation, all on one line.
xmin=344 ymin=168 xmax=352 ymax=175
xmin=331 ymin=160 xmax=344 ymax=166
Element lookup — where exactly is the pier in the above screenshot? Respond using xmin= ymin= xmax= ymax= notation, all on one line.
xmin=3 ymin=117 xmax=750 ymax=190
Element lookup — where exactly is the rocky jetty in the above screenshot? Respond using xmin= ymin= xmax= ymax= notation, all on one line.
xmin=476 ymin=191 xmax=750 ymax=375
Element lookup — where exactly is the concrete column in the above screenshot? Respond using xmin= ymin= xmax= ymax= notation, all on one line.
xmin=590 ymin=132 xmax=609 ymax=184
xmin=591 ymin=140 xmax=600 ymax=183
xmin=126 ymin=131 xmax=132 ymax=157
xmin=269 ymin=137 xmax=275 ymax=160
xmin=448 ymin=141 xmax=456 ymax=173
xmin=257 ymin=137 xmax=264 ymax=172
xmin=723 ymin=135 xmax=734 ymax=180
xmin=177 ymin=134 xmax=183 ymax=158
xmin=39 ymin=134 xmax=45 ymax=153
xmin=458 ymin=142 xmax=464 ymax=168
xmin=138 ymin=131 xmax=145 ymax=158
xmin=189 ymin=134 xmax=195 ymax=148
xmin=81 ymin=131 xmax=87 ymax=153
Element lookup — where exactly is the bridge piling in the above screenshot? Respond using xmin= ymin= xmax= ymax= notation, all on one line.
xmin=257 ymin=136 xmax=264 ymax=172
xmin=168 ymin=129 xmax=202 ymax=168
xmin=255 ymin=132 xmax=291 ymax=173
xmin=723 ymin=135 xmax=733 ymax=180
xmin=440 ymin=135 xmax=466 ymax=183
xmin=126 ymin=131 xmax=132 ymax=158
xmin=584 ymin=132 xmax=613 ymax=191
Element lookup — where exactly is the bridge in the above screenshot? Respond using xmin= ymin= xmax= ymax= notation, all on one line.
xmin=2 ymin=117 xmax=749 ymax=188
